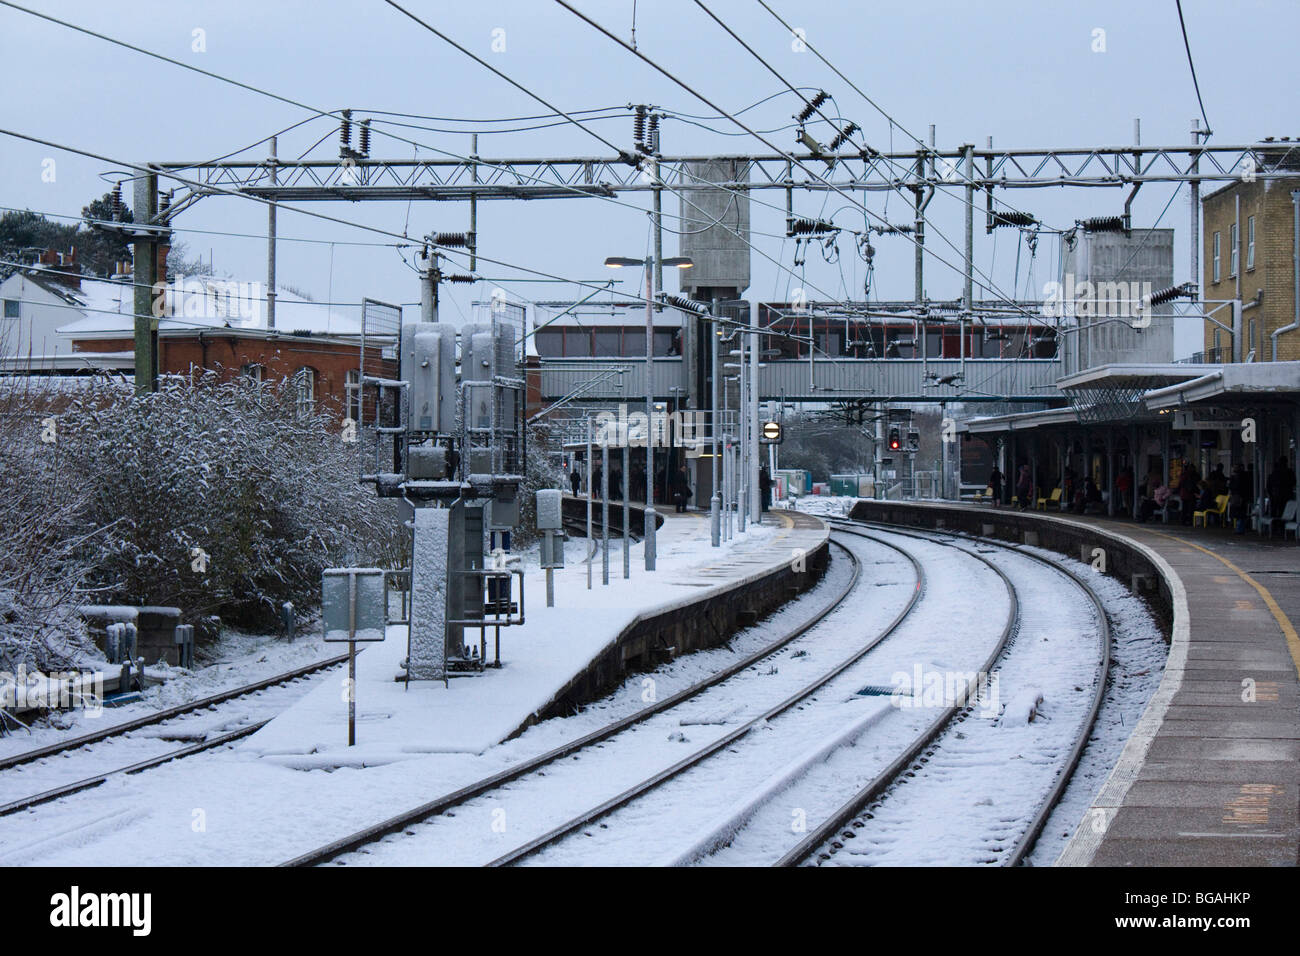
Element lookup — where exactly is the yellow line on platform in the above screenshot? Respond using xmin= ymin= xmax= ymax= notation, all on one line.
xmin=1143 ymin=527 xmax=1300 ymax=680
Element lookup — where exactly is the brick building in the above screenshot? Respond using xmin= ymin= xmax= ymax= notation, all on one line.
xmin=1201 ymin=144 xmax=1300 ymax=362
xmin=44 ymin=269 xmax=396 ymax=420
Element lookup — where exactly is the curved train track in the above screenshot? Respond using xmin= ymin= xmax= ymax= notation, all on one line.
xmin=776 ymin=517 xmax=1111 ymax=867
xmin=5 ymin=515 xmax=1113 ymax=867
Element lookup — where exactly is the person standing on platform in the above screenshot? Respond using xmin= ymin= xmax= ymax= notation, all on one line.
xmin=1015 ymin=464 xmax=1032 ymax=511
xmin=988 ymin=466 xmax=1004 ymax=507
xmin=569 ymin=466 xmax=581 ymax=497
xmin=759 ymin=465 xmax=772 ymax=512
xmin=672 ymin=464 xmax=692 ymax=513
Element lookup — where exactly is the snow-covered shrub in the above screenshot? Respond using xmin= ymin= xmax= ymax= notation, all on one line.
xmin=0 ymin=378 xmax=101 ymax=672
xmin=56 ymin=374 xmax=401 ymax=640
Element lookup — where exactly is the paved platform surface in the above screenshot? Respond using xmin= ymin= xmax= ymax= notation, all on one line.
xmin=242 ymin=506 xmax=827 ymax=763
xmin=908 ymin=502 xmax=1300 ymax=866
xmin=1062 ymin=515 xmax=1300 ymax=866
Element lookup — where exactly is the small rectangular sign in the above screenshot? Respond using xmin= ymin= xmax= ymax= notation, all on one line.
xmin=1172 ymin=410 xmax=1236 ymax=432
xmin=322 ymin=568 xmax=387 ymax=643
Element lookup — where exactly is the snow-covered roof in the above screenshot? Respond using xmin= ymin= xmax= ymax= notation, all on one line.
xmin=57 ymin=276 xmax=361 ymax=339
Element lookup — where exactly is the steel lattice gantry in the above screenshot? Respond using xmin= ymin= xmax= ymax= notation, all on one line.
xmin=157 ymin=143 xmax=1294 ymax=204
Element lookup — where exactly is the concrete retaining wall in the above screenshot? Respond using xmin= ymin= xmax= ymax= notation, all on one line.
xmin=847 ymin=500 xmax=1173 ymax=640
xmin=517 ymin=516 xmax=830 ymax=732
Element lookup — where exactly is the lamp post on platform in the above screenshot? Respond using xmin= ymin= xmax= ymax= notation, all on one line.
xmin=605 ymin=254 xmax=693 ymax=570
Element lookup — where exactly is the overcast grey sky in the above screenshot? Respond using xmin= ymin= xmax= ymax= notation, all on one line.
xmin=3 ymin=1 xmax=1297 ymax=356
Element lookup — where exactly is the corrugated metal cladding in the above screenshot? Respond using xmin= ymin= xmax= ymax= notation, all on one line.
xmin=538 ymin=357 xmax=1061 ymax=402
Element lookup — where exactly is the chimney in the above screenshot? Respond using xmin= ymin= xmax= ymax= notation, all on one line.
xmin=38 ymin=247 xmax=81 ymax=290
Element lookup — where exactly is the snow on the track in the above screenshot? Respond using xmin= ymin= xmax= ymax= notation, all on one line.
xmin=0 ymin=512 xmax=809 ymax=866
xmin=803 ymin=531 xmax=1102 ymax=866
xmin=509 ymin=531 xmax=1013 ymax=866
xmin=0 ymin=499 xmax=1166 ymax=867
xmin=1020 ymin=543 xmax=1167 ymax=866
xmin=0 ymin=628 xmax=339 ymax=764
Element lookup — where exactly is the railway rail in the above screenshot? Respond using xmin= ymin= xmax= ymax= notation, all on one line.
xmin=283 ymin=536 xmax=865 ymax=866
xmin=777 ymin=518 xmax=1111 ymax=867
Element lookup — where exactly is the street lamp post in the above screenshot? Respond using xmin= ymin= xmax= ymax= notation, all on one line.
xmin=605 ymin=254 xmax=693 ymax=571
xmin=710 ymin=300 xmax=721 ymax=547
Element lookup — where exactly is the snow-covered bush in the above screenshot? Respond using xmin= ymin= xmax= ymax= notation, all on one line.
xmin=0 ymin=378 xmax=101 ymax=673
xmin=54 ymin=374 xmax=401 ymax=641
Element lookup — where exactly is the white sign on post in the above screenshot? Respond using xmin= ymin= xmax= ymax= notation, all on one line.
xmin=322 ymin=568 xmax=387 ymax=746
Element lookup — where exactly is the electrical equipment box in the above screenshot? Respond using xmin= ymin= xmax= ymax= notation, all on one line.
xmin=488 ymin=484 xmax=520 ymax=531
xmin=401 ymin=323 xmax=456 ymax=435
xmin=539 ymin=532 xmax=565 ymax=569
xmin=535 ymin=489 xmax=563 ymax=531
xmin=408 ymin=445 xmax=449 ymax=480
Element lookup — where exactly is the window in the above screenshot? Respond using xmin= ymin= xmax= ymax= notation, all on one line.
xmin=293 ymin=367 xmax=315 ymax=416
xmin=1247 ymin=215 xmax=1256 ymax=270
xmin=534 ymin=329 xmax=563 ymax=358
xmin=816 ymin=331 xmax=842 ymax=356
xmin=623 ymin=329 xmax=647 ymax=356
xmin=240 ymin=363 xmax=263 ymax=383
xmin=1212 ymin=231 xmax=1221 ymax=283
xmin=345 ymin=369 xmax=361 ymax=423
xmin=1230 ymin=222 xmax=1239 ymax=277
xmin=564 ymin=329 xmax=591 ymax=357
xmin=593 ymin=329 xmax=621 ymax=357
xmin=2 ymin=299 xmax=19 ymax=319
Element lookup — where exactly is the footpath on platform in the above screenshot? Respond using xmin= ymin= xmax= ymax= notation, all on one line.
xmin=243 ymin=506 xmax=828 ymax=766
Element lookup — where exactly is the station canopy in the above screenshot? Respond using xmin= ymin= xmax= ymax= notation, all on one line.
xmin=1054 ymin=363 xmax=1222 ymax=424
xmin=1143 ymin=361 xmax=1300 ymax=411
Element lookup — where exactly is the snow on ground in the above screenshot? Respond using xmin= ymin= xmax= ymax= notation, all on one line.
xmin=799 ymin=507 xmax=1167 ymax=865
xmin=242 ymin=511 xmax=791 ymax=760
xmin=795 ymin=531 xmax=1105 ymax=866
xmin=0 ymin=499 xmax=1166 ymax=867
xmin=0 ymin=509 xmax=816 ymax=865
xmin=0 ymin=626 xmax=337 ymax=763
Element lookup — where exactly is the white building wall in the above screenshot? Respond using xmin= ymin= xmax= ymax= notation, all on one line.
xmin=0 ymin=274 xmax=84 ymax=367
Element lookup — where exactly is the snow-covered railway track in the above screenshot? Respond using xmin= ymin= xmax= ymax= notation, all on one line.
xmin=497 ymin=527 xmax=1016 ymax=867
xmin=0 ymin=720 xmax=271 ymax=817
xmin=0 ymin=653 xmax=349 ymax=773
xmin=283 ymin=537 xmax=871 ymax=867
xmin=0 ymin=655 xmax=348 ymax=815
xmin=779 ymin=520 xmax=1110 ymax=867
xmin=300 ymin=529 xmax=1022 ymax=867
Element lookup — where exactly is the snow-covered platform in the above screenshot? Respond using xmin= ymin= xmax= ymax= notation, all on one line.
xmin=847 ymin=498 xmax=1300 ymax=868
xmin=242 ymin=507 xmax=828 ymax=765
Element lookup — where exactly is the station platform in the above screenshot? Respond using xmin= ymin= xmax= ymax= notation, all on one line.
xmin=850 ymin=498 xmax=1300 ymax=867
xmin=241 ymin=506 xmax=828 ymax=766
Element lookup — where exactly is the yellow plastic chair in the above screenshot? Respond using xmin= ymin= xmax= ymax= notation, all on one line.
xmin=1192 ymin=494 xmax=1230 ymax=527
xmin=1036 ymin=488 xmax=1062 ymax=511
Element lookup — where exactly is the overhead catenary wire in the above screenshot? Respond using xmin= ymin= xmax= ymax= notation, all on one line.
xmin=8 ymin=0 xmax=1051 ymax=378
xmin=691 ymin=0 xmax=1060 ymax=307
xmin=1 ymin=1 xmax=861 ymax=323
xmin=1174 ymin=0 xmax=1213 ymax=137
xmin=554 ymin=0 xmax=1043 ymax=322
xmin=751 ymin=0 xmax=1072 ymax=272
